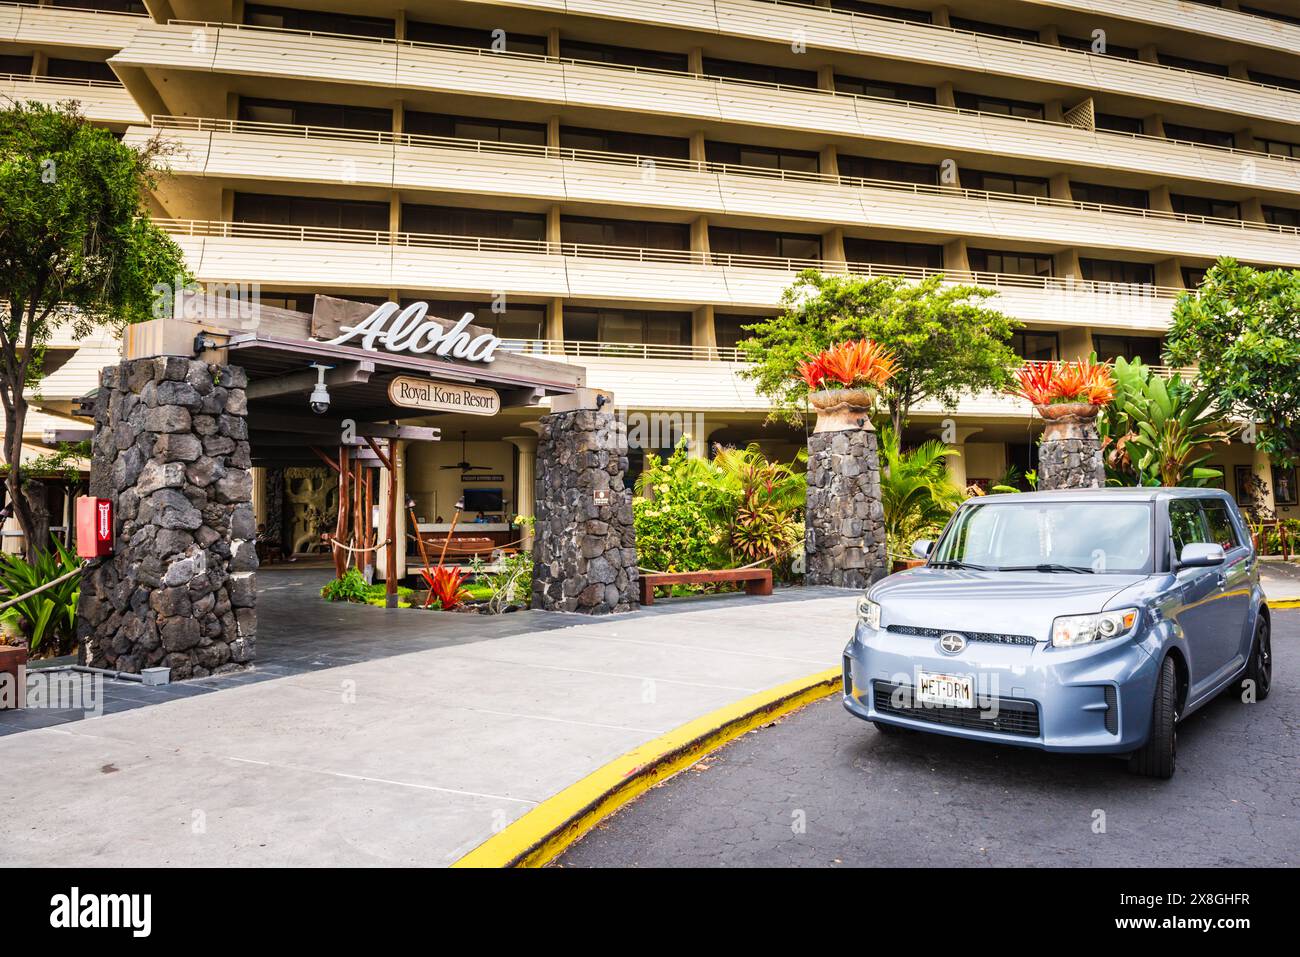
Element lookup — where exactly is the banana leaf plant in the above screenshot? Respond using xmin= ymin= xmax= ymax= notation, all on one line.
xmin=1098 ymin=357 xmax=1234 ymax=487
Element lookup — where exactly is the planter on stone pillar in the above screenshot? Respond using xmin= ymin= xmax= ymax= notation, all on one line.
xmin=1035 ymin=402 xmax=1106 ymax=490
xmin=77 ymin=356 xmax=257 ymax=679
xmin=798 ymin=340 xmax=895 ymax=590
xmin=532 ymin=389 xmax=638 ymax=614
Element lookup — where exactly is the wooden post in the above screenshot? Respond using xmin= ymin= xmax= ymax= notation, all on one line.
xmin=352 ymin=457 xmax=363 ymax=570
xmin=385 ymin=438 xmax=398 ymax=606
xmin=334 ymin=444 xmax=349 ymax=578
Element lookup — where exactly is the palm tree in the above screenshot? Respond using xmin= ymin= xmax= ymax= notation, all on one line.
xmin=877 ymin=425 xmax=965 ymax=559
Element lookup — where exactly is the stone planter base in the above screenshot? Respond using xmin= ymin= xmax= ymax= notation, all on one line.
xmin=806 ymin=424 xmax=888 ymax=589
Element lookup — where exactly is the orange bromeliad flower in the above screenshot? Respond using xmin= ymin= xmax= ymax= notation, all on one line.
xmin=796 ymin=355 xmax=828 ymax=391
xmin=1007 ymin=362 xmax=1058 ymax=405
xmin=802 ymin=339 xmax=899 ymax=390
xmin=1006 ymin=359 xmax=1116 ymax=407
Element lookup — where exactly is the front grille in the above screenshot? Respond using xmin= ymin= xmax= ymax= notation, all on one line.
xmin=1104 ymin=685 xmax=1119 ymax=734
xmin=887 ymin=624 xmax=1038 ymax=647
xmin=872 ymin=680 xmax=1041 ymax=737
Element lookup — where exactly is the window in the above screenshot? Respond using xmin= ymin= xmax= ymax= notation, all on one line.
xmin=241 ymin=97 xmax=391 ymax=132
xmin=1168 ymin=500 xmax=1210 ymax=555
xmin=0 ymin=55 xmax=33 ymax=76
xmin=405 ymin=111 xmax=545 ymax=145
xmin=709 ymin=227 xmax=821 ymax=260
xmin=843 ymin=238 xmax=942 ymax=271
xmin=949 ymin=17 xmax=1040 ymax=41
xmin=838 ymin=154 xmax=939 ymax=186
xmin=1241 ymin=4 xmax=1300 ymax=26
xmin=409 ymin=299 xmax=545 ymax=340
xmin=559 ymin=126 xmax=690 ymax=160
xmin=1259 ymin=138 xmax=1300 ymax=160
xmin=1160 ymin=54 xmax=1229 ymax=77
xmin=1264 ymin=206 xmax=1300 ymax=228
xmin=1071 ymin=181 xmax=1149 ymax=210
xmin=559 ymin=39 xmax=686 ymax=72
xmin=46 ymin=58 xmax=116 ymax=82
xmin=715 ymin=314 xmax=768 ymax=349
xmin=400 ymin=204 xmax=546 ymax=241
xmin=234 ymin=193 xmax=389 ymax=231
xmin=954 ymin=92 xmax=1044 ymax=120
xmin=1163 ymin=123 xmax=1235 ymax=150
xmin=244 ymin=4 xmax=394 ymax=38
xmin=702 ymin=57 xmax=817 ymax=89
xmin=1011 ymin=331 xmax=1059 ymax=361
xmin=830 ymin=0 xmax=932 ymax=23
xmin=1080 ymin=259 xmax=1155 ymax=286
xmin=705 ymin=141 xmax=818 ymax=173
xmin=1095 ymin=113 xmax=1144 ymax=135
xmin=1171 ymin=194 xmax=1242 ymax=220
xmin=405 ymin=21 xmax=545 ymax=54
xmin=1093 ymin=334 xmax=1165 ymax=366
xmin=561 ymin=216 xmax=689 ymax=251
xmin=1058 ymin=35 xmax=1138 ymax=59
xmin=566 ymin=308 xmax=691 ymax=346
xmin=961 ymin=168 xmax=1050 ymax=198
xmin=1200 ymin=499 xmax=1242 ymax=551
xmin=1248 ymin=70 xmax=1300 ymax=92
xmin=969 ymin=249 xmax=1053 ymax=277
xmin=51 ymin=0 xmax=146 ymax=11
xmin=1182 ymin=266 xmax=1209 ymax=288
xmin=834 ymin=74 xmax=936 ymax=103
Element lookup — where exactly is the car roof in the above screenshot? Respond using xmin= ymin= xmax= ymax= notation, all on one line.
xmin=964 ymin=487 xmax=1231 ymax=504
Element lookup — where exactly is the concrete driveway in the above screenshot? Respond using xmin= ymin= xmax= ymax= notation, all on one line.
xmin=0 ymin=582 xmax=855 ymax=866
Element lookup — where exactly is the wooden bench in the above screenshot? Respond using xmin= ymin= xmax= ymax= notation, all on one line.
xmin=0 ymin=644 xmax=27 ymax=710
xmin=638 ymin=568 xmax=773 ymax=606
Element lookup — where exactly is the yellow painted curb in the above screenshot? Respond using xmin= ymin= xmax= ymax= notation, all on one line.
xmin=1268 ymin=599 xmax=1300 ymax=610
xmin=451 ymin=666 xmax=843 ymax=868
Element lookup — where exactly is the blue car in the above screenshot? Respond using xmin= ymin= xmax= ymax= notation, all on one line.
xmin=843 ymin=488 xmax=1272 ymax=778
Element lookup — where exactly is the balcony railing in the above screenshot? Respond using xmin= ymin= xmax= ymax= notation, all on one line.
xmin=151 ymin=114 xmax=1300 ymax=237
xmin=2 ymin=2 xmax=147 ymax=19
xmin=165 ymin=19 xmax=1300 ymax=169
xmin=156 ymin=216 xmax=1188 ymax=299
xmin=0 ymin=71 xmax=122 ymax=89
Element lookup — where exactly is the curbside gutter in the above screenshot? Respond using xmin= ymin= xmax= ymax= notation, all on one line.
xmin=451 ymin=666 xmax=843 ymax=868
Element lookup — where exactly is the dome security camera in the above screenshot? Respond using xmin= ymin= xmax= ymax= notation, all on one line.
xmin=308 ymin=364 xmax=332 ymax=414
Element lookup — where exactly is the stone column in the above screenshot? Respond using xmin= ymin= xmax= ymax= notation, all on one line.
xmin=506 ymin=432 xmax=538 ymax=550
xmin=805 ymin=409 xmax=887 ymax=589
xmin=78 ymin=357 xmax=256 ymax=679
xmin=1037 ymin=415 xmax=1105 ymax=490
xmin=533 ymin=391 xmax=638 ymax=614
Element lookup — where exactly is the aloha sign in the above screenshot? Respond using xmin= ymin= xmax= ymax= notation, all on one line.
xmin=323 ymin=301 xmax=503 ymax=363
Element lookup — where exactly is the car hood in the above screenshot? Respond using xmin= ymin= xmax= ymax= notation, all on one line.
xmin=868 ymin=569 xmax=1149 ymax=641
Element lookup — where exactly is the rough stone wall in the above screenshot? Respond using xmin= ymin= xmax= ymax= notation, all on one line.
xmin=1038 ymin=420 xmax=1105 ymax=490
xmin=78 ymin=357 xmax=257 ymax=678
xmin=532 ymin=408 xmax=638 ymax=614
xmin=806 ymin=426 xmax=888 ymax=589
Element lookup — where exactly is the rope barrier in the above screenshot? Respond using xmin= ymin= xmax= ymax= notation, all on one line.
xmin=326 ymin=537 xmax=390 ymax=554
xmin=0 ymin=562 xmax=86 ymax=612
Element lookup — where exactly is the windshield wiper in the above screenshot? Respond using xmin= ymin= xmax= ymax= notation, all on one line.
xmin=928 ymin=560 xmax=993 ymax=570
xmin=999 ymin=563 xmax=1095 ymax=574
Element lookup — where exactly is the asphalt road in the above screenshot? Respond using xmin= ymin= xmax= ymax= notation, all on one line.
xmin=558 ymin=610 xmax=1299 ymax=868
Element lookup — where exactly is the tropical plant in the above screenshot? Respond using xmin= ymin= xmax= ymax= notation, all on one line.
xmin=424 ymin=564 xmax=470 ymax=610
xmin=712 ymin=443 xmax=806 ymax=564
xmin=1 ymin=102 xmax=188 ymax=556
xmin=877 ymin=426 xmax=965 ymax=559
xmin=798 ymin=339 xmax=899 ymax=393
xmin=1166 ymin=258 xmax=1300 ymax=466
xmin=470 ymin=551 xmax=533 ymax=614
xmin=1007 ymin=359 xmax=1115 ymax=406
xmin=739 ymin=270 xmax=1020 ymax=433
xmin=1098 ymin=357 xmax=1233 ymax=487
xmin=320 ymin=568 xmax=370 ymax=603
xmin=0 ymin=536 xmax=82 ymax=654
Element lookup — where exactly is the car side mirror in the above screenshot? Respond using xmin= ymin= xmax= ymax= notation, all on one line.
xmin=1178 ymin=542 xmax=1225 ymax=569
xmin=911 ymin=539 xmax=934 ymax=559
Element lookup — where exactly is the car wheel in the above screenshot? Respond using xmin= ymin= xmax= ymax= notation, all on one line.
xmin=1242 ymin=615 xmax=1272 ymax=702
xmin=1128 ymin=655 xmax=1177 ymax=780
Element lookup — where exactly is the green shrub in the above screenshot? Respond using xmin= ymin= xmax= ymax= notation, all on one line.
xmin=320 ymin=568 xmax=370 ymax=603
xmin=0 ymin=537 xmax=81 ymax=655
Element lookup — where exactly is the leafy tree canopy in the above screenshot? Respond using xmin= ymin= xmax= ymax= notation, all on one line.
xmin=1165 ymin=258 xmax=1300 ymax=466
xmin=737 ymin=270 xmax=1021 ymax=433
xmin=0 ymin=101 xmax=189 ymax=552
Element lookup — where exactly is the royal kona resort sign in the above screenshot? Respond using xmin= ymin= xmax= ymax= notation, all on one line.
xmin=388 ymin=377 xmax=501 ymax=416
xmin=322 ymin=301 xmax=503 ymax=362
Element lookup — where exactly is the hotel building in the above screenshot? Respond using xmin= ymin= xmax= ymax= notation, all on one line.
xmin=3 ymin=0 xmax=1299 ymax=554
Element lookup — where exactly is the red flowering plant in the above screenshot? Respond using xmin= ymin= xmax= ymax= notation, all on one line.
xmin=422 ymin=564 xmax=470 ymax=610
xmin=794 ymin=339 xmax=899 ymax=393
xmin=1007 ymin=359 xmax=1115 ymax=409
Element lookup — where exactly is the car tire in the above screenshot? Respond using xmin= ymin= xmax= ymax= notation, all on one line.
xmin=1241 ymin=615 xmax=1272 ymax=702
xmin=1128 ymin=655 xmax=1177 ymax=780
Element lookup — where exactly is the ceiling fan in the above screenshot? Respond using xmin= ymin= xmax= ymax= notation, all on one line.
xmin=440 ymin=430 xmax=493 ymax=473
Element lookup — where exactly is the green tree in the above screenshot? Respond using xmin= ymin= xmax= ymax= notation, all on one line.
xmin=737 ymin=269 xmax=1021 ymax=433
xmin=0 ymin=101 xmax=187 ymax=554
xmin=1165 ymin=258 xmax=1300 ymax=466
xmin=877 ymin=425 xmax=965 ymax=559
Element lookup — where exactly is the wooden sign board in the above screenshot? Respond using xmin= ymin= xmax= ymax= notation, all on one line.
xmin=388 ymin=377 xmax=501 ymax=416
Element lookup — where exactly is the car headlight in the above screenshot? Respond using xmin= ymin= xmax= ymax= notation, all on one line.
xmin=857 ymin=597 xmax=881 ymax=630
xmin=1051 ymin=608 xmax=1140 ymax=648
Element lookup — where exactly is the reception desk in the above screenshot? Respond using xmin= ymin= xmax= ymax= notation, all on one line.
xmin=415 ymin=522 xmax=515 ymax=548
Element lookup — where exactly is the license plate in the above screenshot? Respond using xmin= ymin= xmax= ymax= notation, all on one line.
xmin=916 ymin=670 xmax=974 ymax=708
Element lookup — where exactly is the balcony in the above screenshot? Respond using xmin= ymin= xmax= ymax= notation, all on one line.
xmin=109 ymin=21 xmax=1300 ymax=196
xmin=159 ymin=217 xmax=1178 ymax=332
xmin=136 ymin=116 xmax=1300 ymax=267
xmin=0 ymin=2 xmax=147 ymax=50
xmin=0 ymin=73 xmax=144 ymax=123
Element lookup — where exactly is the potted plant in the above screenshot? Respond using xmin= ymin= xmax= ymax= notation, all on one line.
xmin=1007 ymin=359 xmax=1115 ymax=438
xmin=797 ymin=339 xmax=899 ymax=431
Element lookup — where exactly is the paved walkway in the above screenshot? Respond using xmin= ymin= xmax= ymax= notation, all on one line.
xmin=1262 ymin=561 xmax=1300 ymax=601
xmin=0 ymin=574 xmax=855 ymax=866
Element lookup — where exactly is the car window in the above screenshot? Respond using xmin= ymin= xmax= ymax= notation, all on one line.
xmin=1200 ymin=499 xmax=1241 ymax=551
xmin=1168 ymin=500 xmax=1210 ymax=554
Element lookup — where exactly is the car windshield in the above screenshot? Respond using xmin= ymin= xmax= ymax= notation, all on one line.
xmin=930 ymin=500 xmax=1153 ymax=573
